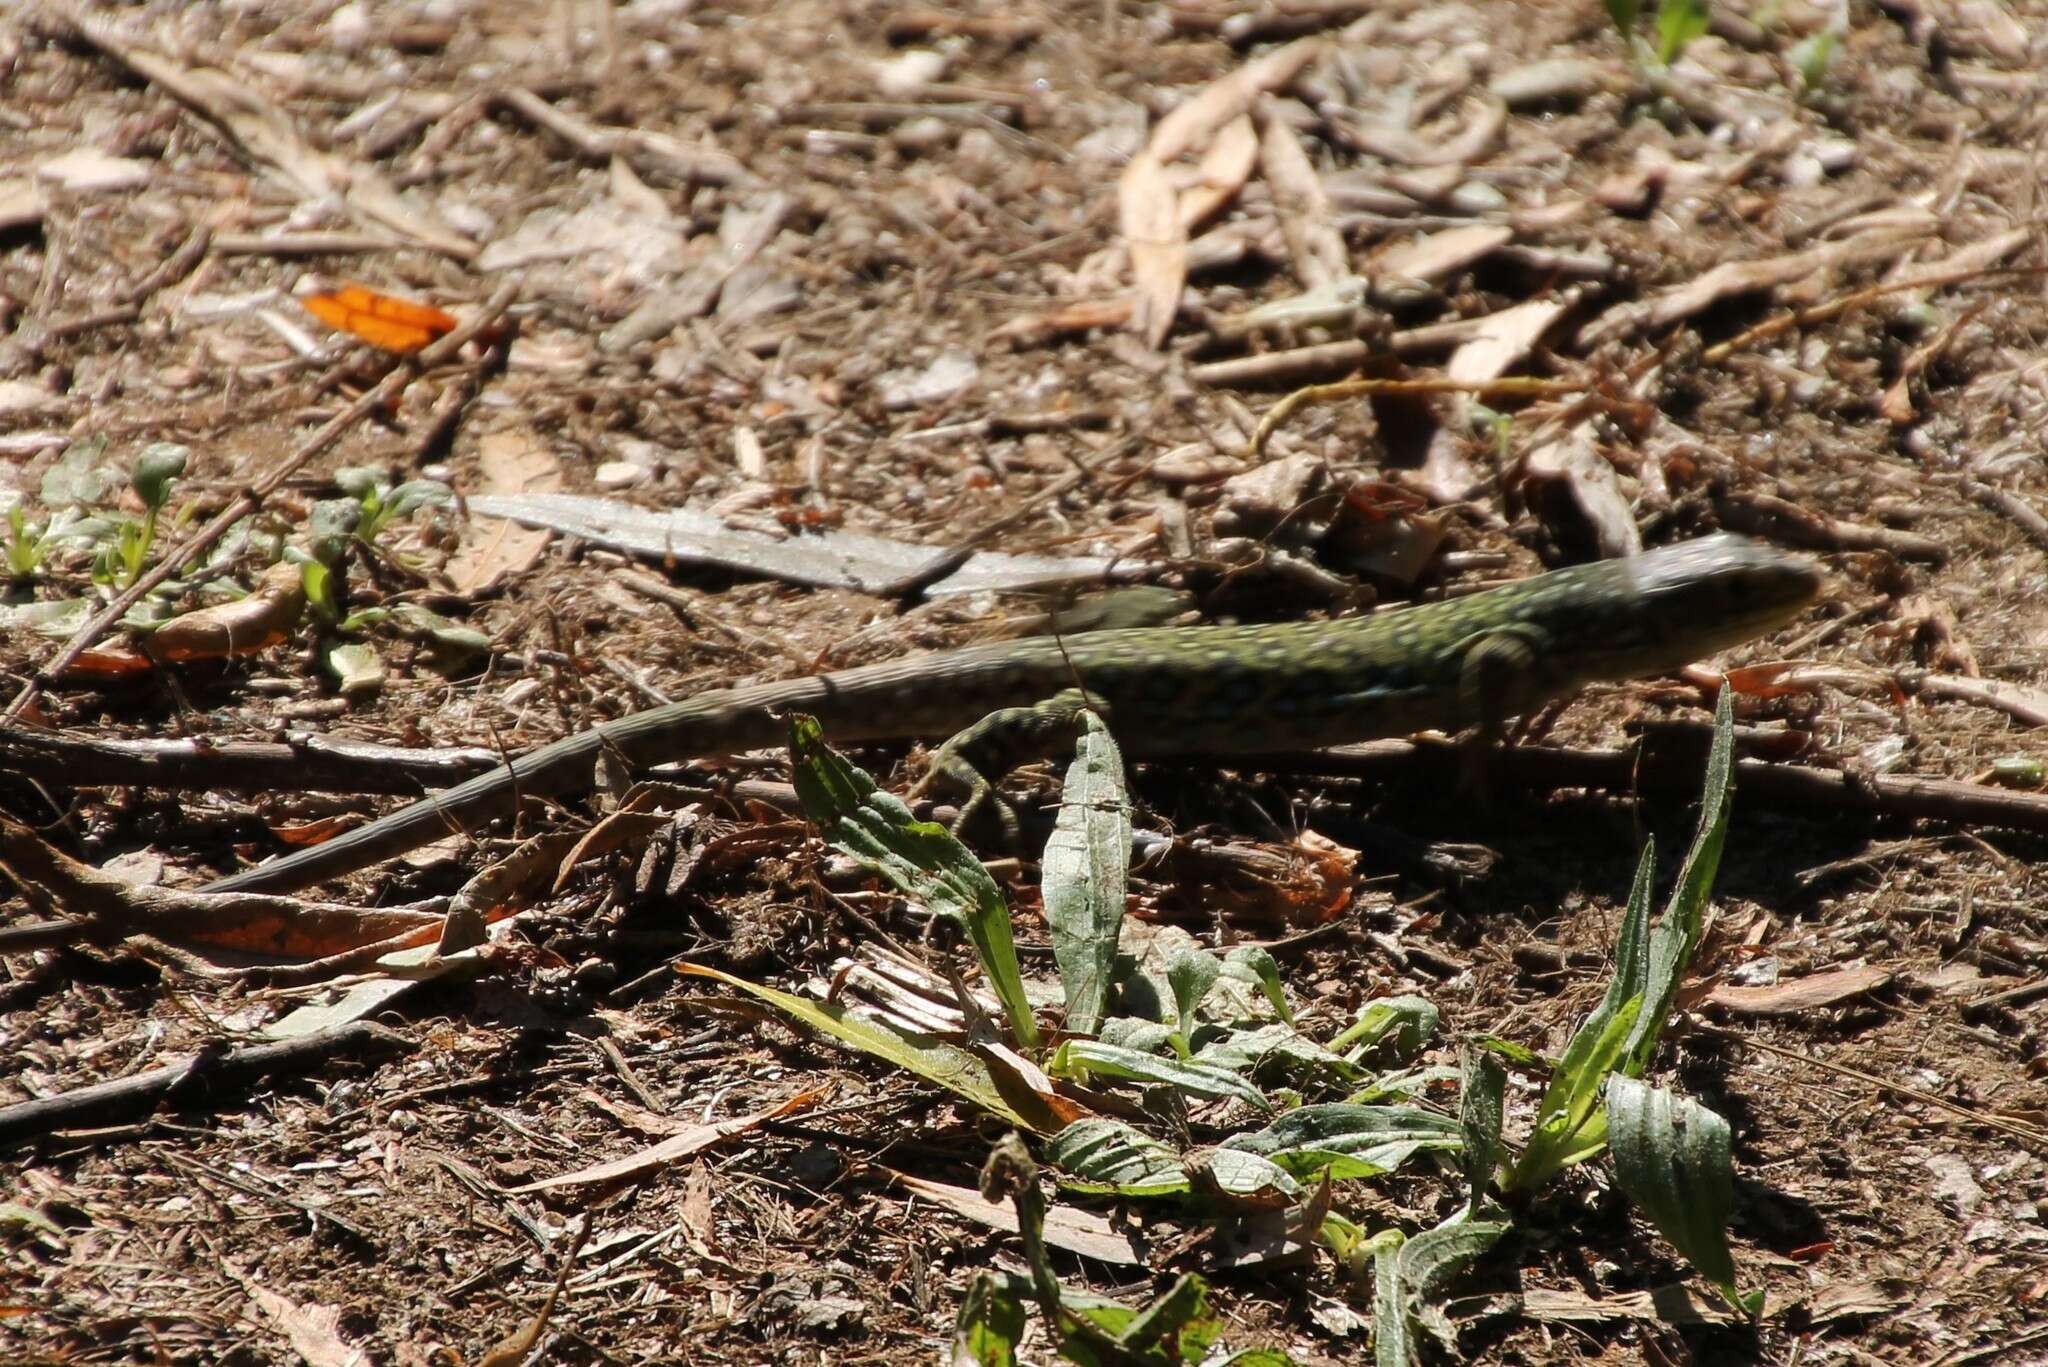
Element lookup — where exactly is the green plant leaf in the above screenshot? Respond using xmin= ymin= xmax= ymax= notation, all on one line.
xmin=1200 ymin=1148 xmax=1302 ymax=1203
xmin=1606 ymin=1075 xmax=1761 ymax=1317
xmin=953 ymin=1272 xmax=1026 ymax=1367
xmin=1373 ymin=1214 xmax=1509 ymax=1365
xmin=1503 ymin=993 xmax=1643 ymax=1191
xmin=332 ymin=466 xmax=387 ymax=499
xmin=1344 ymin=1063 xmax=1459 ymax=1105
xmin=789 ymin=715 xmax=1039 ymax=1050
xmin=1330 ymin=996 xmax=1438 ymax=1062
xmin=1653 ymin=0 xmax=1710 ymax=67
xmin=1221 ymin=946 xmax=1294 ymax=1026
xmin=1050 ymin=1039 xmax=1270 ymax=1110
xmin=1047 ymin=1118 xmax=1189 ymax=1197
xmin=1222 ymin=1103 xmax=1461 ymax=1181
xmin=1165 ymin=944 xmax=1222 ymax=1050
xmin=1790 ymin=30 xmax=1837 ymax=93
xmin=1116 ymin=1274 xmax=1215 ymax=1357
xmin=1458 ymin=1046 xmax=1506 ymax=1214
xmin=1042 ymin=711 xmax=1129 ymax=1036
xmin=300 ymin=558 xmax=339 ymax=625
xmin=1192 ymin=1021 xmax=1356 ymax=1085
xmin=130 ymin=442 xmax=188 ymax=512
xmin=1604 ymin=0 xmax=1641 ymax=38
xmin=673 ymin=962 xmax=1049 ymax=1131
xmin=1623 ymin=687 xmax=1737 ymax=1075
xmin=40 ymin=436 xmax=113 ymax=508
xmin=384 ymin=479 xmax=453 ymax=519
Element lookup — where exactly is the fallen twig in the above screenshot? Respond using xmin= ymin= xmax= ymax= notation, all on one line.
xmin=0 ymin=726 xmax=501 ymax=795
xmin=1255 ymin=732 xmax=2048 ymax=839
xmin=1951 ymin=477 xmax=2048 ymax=554
xmin=0 ymin=1020 xmax=415 ymax=1148
xmin=1 ymin=280 xmax=517 ymax=724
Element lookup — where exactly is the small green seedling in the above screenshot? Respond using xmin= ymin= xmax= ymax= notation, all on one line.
xmin=1607 ymin=0 xmax=1711 ymax=71
xmin=333 ymin=466 xmax=451 ymax=547
xmin=5 ymin=505 xmax=51 ymax=583
xmin=93 ymin=443 xmax=188 ymax=589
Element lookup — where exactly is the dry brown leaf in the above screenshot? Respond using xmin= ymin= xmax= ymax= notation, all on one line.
xmin=60 ymin=12 xmax=474 ymax=257
xmin=149 ymin=560 xmax=308 ymax=661
xmin=448 ymin=428 xmax=566 ymax=593
xmin=886 ymin=1171 xmax=1151 ymax=1265
xmin=1119 ymin=150 xmax=1186 ymax=349
xmin=1180 ymin=114 xmax=1258 ymax=230
xmin=505 ymin=1088 xmax=823 ymax=1192
xmin=1447 ymin=298 xmax=1571 ymax=383
xmin=1375 ymin=223 xmax=1513 ymax=285
xmin=1120 ymin=38 xmax=1321 ymax=347
xmin=1521 ymin=431 xmax=1641 ymax=560
xmin=227 ymin=1262 xmax=373 ymax=1367
xmin=1706 ymin=964 xmax=1894 ymax=1015
xmin=1256 ymin=98 xmax=1345 ymax=288
xmin=0 ymin=816 xmax=441 ymax=961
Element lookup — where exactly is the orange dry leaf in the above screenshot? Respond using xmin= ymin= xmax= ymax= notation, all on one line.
xmin=269 ymin=814 xmax=362 ymax=849
xmin=301 ymin=282 xmax=459 ymax=353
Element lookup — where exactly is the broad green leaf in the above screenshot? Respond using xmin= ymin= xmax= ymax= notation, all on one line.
xmin=0 ymin=597 xmax=91 ymax=637
xmin=332 ymin=465 xmax=386 ymax=499
xmin=1222 ymin=946 xmax=1295 ymax=1026
xmin=953 ymin=1273 xmax=1026 ymax=1367
xmin=1165 ymin=944 xmax=1221 ymax=1049
xmin=1501 ymin=700 xmax=1744 ymax=1197
xmin=1345 ymin=1063 xmax=1460 ymax=1105
xmin=1223 ymin=1104 xmax=1460 ymax=1181
xmin=1373 ymin=1214 xmax=1509 ymax=1365
xmin=385 ymin=479 xmax=454 ymax=518
xmin=1469 ymin=1035 xmax=1544 ymax=1069
xmin=130 ymin=442 xmax=188 ymax=511
xmin=1116 ymin=1274 xmax=1218 ymax=1359
xmin=1653 ymin=0 xmax=1710 ymax=67
xmin=1606 ymin=1076 xmax=1762 ymax=1318
xmin=1099 ymin=1016 xmax=1177 ymax=1055
xmin=789 ymin=716 xmax=1038 ymax=1050
xmin=673 ymin=963 xmax=1048 ymax=1131
xmin=1043 ymin=711 xmax=1130 ymax=1036
xmin=1458 ymin=1046 xmax=1506 ymax=1214
xmin=40 ymin=436 xmax=113 ymax=508
xmin=1047 ymin=1118 xmax=1188 ymax=1197
xmin=1330 ymin=996 xmax=1438 ymax=1061
xmin=1201 ymin=1147 xmax=1302 ymax=1203
xmin=1192 ymin=1021 xmax=1356 ymax=1085
xmin=1051 ymin=1039 xmax=1270 ymax=1111
xmin=1604 ymin=0 xmax=1641 ymax=38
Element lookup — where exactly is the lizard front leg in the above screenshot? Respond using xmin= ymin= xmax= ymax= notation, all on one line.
xmin=1453 ymin=625 xmax=1545 ymax=797
xmin=908 ymin=687 xmax=1103 ymax=833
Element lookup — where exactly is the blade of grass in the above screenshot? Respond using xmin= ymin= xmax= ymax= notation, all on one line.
xmin=789 ymin=715 xmax=1039 ymax=1051
xmin=674 ymin=963 xmax=1051 ymax=1131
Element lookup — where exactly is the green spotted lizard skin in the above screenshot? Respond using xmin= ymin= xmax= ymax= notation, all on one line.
xmin=201 ymin=533 xmax=1819 ymax=895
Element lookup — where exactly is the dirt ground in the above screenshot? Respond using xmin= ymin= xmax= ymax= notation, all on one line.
xmin=3 ymin=0 xmax=2048 ymax=1363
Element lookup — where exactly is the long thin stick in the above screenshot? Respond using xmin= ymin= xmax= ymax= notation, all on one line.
xmin=3 ymin=281 xmax=518 ymax=724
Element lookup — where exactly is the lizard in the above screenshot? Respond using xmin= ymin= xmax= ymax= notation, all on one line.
xmin=199 ymin=532 xmax=1821 ymax=895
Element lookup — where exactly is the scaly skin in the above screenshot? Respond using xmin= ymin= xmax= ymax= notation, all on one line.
xmin=200 ymin=533 xmax=1820 ymax=894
